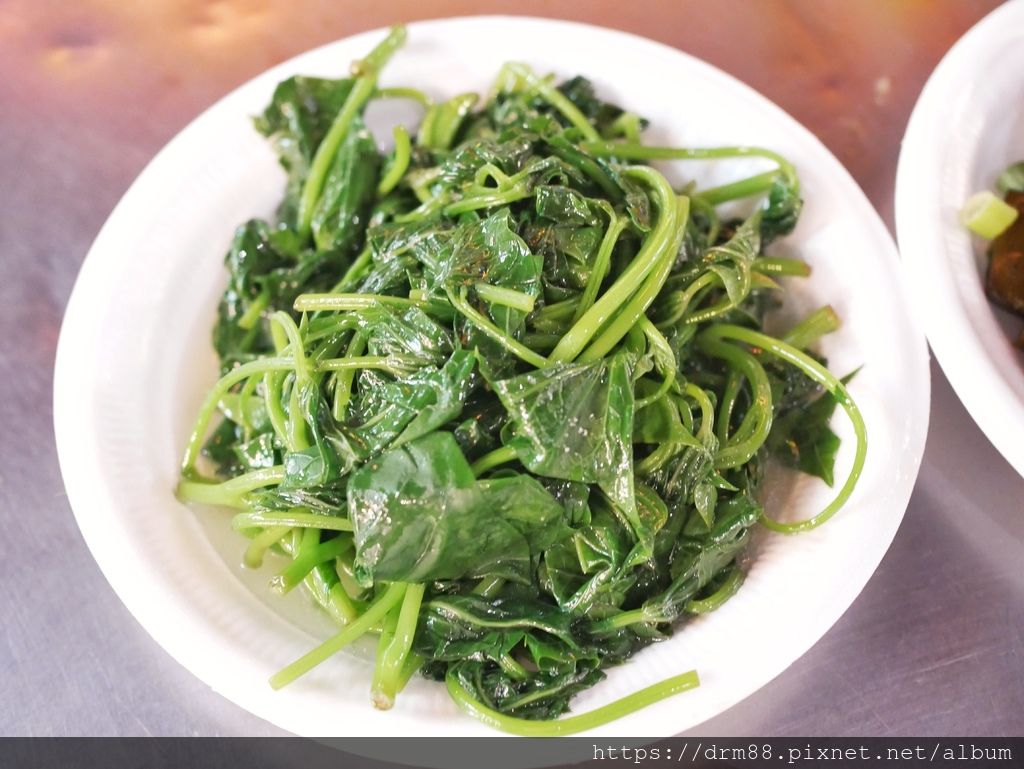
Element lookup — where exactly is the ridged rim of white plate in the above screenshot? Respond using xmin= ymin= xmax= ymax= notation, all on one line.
xmin=895 ymin=0 xmax=1024 ymax=478
xmin=54 ymin=16 xmax=930 ymax=739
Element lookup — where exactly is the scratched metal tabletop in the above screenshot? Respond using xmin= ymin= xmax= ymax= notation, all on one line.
xmin=2 ymin=0 xmax=1022 ymax=737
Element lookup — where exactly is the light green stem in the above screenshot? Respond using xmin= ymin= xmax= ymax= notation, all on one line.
xmin=578 ymin=196 xmax=689 ymax=362
xmin=686 ymin=566 xmax=745 ymax=614
xmin=237 ymin=290 xmax=269 ymax=330
xmin=696 ymin=170 xmax=779 ymax=205
xmin=754 ymin=256 xmax=811 ymax=277
xmin=372 ymin=583 xmax=426 ymax=709
xmin=374 ymin=86 xmax=431 ymax=107
xmin=232 ymin=509 xmax=353 ymax=532
xmin=470 ymin=445 xmax=519 ymax=477
xmin=181 ymin=357 xmax=294 ymax=474
xmin=579 ymin=141 xmax=798 ymax=189
xmin=177 ymin=466 xmax=285 ymax=507
xmin=549 ymin=166 xmax=679 ymax=363
xmin=243 ymin=525 xmax=291 ymax=569
xmin=377 ymin=124 xmax=412 ymax=197
xmin=316 ymin=355 xmax=420 ymax=374
xmin=781 ymin=305 xmax=840 ymax=350
xmin=333 ymin=331 xmax=366 ymax=422
xmin=447 ymin=288 xmax=548 ymax=369
xmin=695 ymin=331 xmax=772 ymax=469
xmin=474 ymin=283 xmax=536 ymax=314
xmin=505 ymin=63 xmax=599 ymax=141
xmin=294 ymin=293 xmax=437 ymax=313
xmin=446 ymin=669 xmax=700 ymax=736
xmin=271 ymin=535 xmax=351 ymax=595
xmin=572 ymin=207 xmax=626 ymax=323
xmin=270 ymin=582 xmax=407 ymax=690
xmin=297 ymin=26 xmax=406 ymax=238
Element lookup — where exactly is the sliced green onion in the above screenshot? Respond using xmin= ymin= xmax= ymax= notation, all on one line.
xmin=961 ymin=190 xmax=1018 ymax=239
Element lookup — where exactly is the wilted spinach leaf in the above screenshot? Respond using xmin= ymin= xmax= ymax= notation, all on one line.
xmin=492 ymin=353 xmax=645 ymax=549
xmin=348 ymin=432 xmax=570 ymax=584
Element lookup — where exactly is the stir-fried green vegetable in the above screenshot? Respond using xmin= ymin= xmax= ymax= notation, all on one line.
xmin=177 ymin=25 xmax=866 ymax=734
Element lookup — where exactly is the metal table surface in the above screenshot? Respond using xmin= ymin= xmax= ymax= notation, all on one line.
xmin=2 ymin=0 xmax=1021 ymax=738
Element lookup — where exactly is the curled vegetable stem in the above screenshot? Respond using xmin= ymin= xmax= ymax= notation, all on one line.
xmin=549 ymin=166 xmax=679 ymax=363
xmin=181 ymin=358 xmax=295 ymax=474
xmin=177 ymin=466 xmax=285 ymax=507
xmin=573 ymin=205 xmax=626 ymax=323
xmin=706 ymin=325 xmax=867 ymax=533
xmin=373 ymin=86 xmax=431 ymax=107
xmin=578 ymin=195 xmax=690 ymax=362
xmin=686 ymin=566 xmax=745 ymax=614
xmin=695 ymin=331 xmax=773 ymax=469
xmin=579 ymin=141 xmax=798 ymax=190
xmin=377 ymin=125 xmax=412 ymax=197
xmin=633 ymin=317 xmax=678 ymax=410
xmin=635 ymin=441 xmax=682 ymax=476
xmin=716 ymin=371 xmax=743 ymax=445
xmin=445 ymin=668 xmax=700 ymax=736
xmin=685 ymin=382 xmax=717 ymax=445
xmin=473 ymin=163 xmax=515 ymax=189
xmin=656 ymin=271 xmax=719 ymax=329
xmin=696 ymin=170 xmax=779 ymax=205
xmin=447 ymin=287 xmax=548 ymax=369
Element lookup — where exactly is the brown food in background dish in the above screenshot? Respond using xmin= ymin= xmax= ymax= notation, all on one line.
xmin=986 ymin=190 xmax=1024 ymax=323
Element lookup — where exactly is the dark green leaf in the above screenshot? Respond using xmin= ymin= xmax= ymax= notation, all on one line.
xmin=348 ymin=432 xmax=570 ymax=584
xmin=760 ymin=176 xmax=802 ymax=244
xmin=766 ymin=371 xmax=855 ymax=486
xmin=493 ymin=354 xmax=639 ymax=543
xmin=311 ymin=118 xmax=381 ymax=253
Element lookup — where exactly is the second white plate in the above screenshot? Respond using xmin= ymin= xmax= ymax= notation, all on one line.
xmin=896 ymin=0 xmax=1024 ymax=478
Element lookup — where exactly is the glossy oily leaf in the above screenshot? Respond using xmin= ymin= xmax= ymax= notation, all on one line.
xmin=493 ymin=354 xmax=638 ymax=532
xmin=347 ymin=432 xmax=570 ymax=584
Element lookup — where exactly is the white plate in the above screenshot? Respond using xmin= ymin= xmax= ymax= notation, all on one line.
xmin=54 ymin=17 xmax=929 ymax=738
xmin=896 ymin=0 xmax=1024 ymax=478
